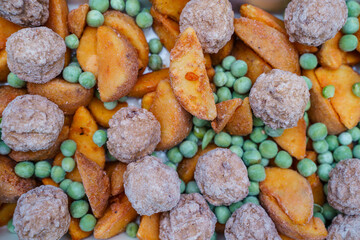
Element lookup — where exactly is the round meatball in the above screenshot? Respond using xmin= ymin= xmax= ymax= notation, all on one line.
xmin=225 ymin=203 xmax=281 ymax=240
xmin=159 ymin=193 xmax=216 ymax=240
xmin=327 ymin=214 xmax=360 ymax=240
xmin=327 ymin=158 xmax=360 ymax=215
xmin=1 ymin=95 xmax=64 ymax=152
xmin=124 ymin=156 xmax=181 ymax=216
xmin=284 ymin=0 xmax=347 ymax=46
xmin=6 ymin=27 xmax=66 ymax=84
xmin=194 ymin=148 xmax=250 ymax=206
xmin=179 ymin=0 xmax=234 ymax=53
xmin=13 ymin=185 xmax=70 ymax=240
xmin=249 ymin=69 xmax=309 ymax=129
xmin=107 ymin=107 xmax=161 ymax=163
xmin=0 ymin=0 xmax=49 ymax=27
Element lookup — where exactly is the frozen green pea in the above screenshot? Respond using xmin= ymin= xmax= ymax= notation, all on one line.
xmin=348 ymin=127 xmax=360 ymax=141
xmin=63 ymin=65 xmax=82 ymax=83
xmin=225 ymin=72 xmax=236 ymax=88
xmin=149 ymin=39 xmax=162 ymax=54
xmin=215 ymin=206 xmax=231 ymax=224
xmin=342 ymin=17 xmax=360 ymax=34
xmin=222 ymin=56 xmax=236 ymax=70
xmin=180 ymin=179 xmax=186 ymax=193
xmin=305 ymin=100 xmax=311 ymax=111
xmin=302 ymin=76 xmax=313 ymax=90
xmin=326 ymin=135 xmax=339 ymax=151
xmin=61 ymin=140 xmax=77 ymax=157
xmin=231 ymin=136 xmax=244 ymax=147
xmin=243 ymin=196 xmax=259 ymax=205
xmin=232 ymin=92 xmax=248 ymax=100
xmin=333 ymin=146 xmax=353 ymax=162
xmin=213 ymin=93 xmax=219 ymax=103
xmin=214 ymin=65 xmax=224 ymax=72
xmin=322 ymin=203 xmax=337 ymax=221
xmin=307 ymin=123 xmax=328 ymax=141
xmin=234 ymin=77 xmax=252 ymax=94
xmin=80 ymin=214 xmax=97 ymax=232
xmin=179 ymin=140 xmax=198 ymax=158
xmin=231 ymin=60 xmax=248 ymax=77
xmin=260 ymin=158 xmax=269 ymax=167
xmin=259 ymin=140 xmax=278 ymax=159
xmin=103 ymin=101 xmax=118 ymax=110
xmin=86 ymin=10 xmax=104 ymax=27
xmin=250 ymin=127 xmax=268 ymax=143
xmin=167 ymin=147 xmax=183 ymax=164
xmin=243 ymin=140 xmax=258 ymax=151
xmin=300 ymin=53 xmax=318 ymax=70
xmin=214 ymin=132 xmax=232 ymax=147
xmin=0 ymin=141 xmax=11 ymax=155
xmin=148 ymin=54 xmax=162 ymax=71
xmin=243 ymin=150 xmax=261 ymax=166
xmin=186 ymin=181 xmax=200 ymax=194
xmin=186 ymin=132 xmax=198 ymax=143
xmin=248 ymin=164 xmax=266 ymax=182
xmin=15 ymin=162 xmax=35 ymax=178
xmin=229 ymin=201 xmax=243 ymax=213
xmin=89 ymin=0 xmax=109 ymax=13
xmin=65 ymin=34 xmax=79 ymax=49
xmin=126 ymin=222 xmax=139 ymax=238
xmin=304 ymin=112 xmax=309 ymax=127
xmin=118 ymin=96 xmax=128 ymax=102
xmin=7 ymin=218 xmax=15 ymax=233
xmin=79 ymin=72 xmax=96 ymax=89
xmin=110 ymin=0 xmax=125 ymax=11
xmin=312 ymin=140 xmax=329 ymax=154
xmin=339 ymin=34 xmax=358 ymax=52
xmin=125 ymin=0 xmax=140 ymax=17
xmin=229 ymin=145 xmax=243 ymax=158
xmin=354 ymin=145 xmax=360 ymax=158
xmin=67 ymin=181 xmax=86 ymax=200
xmin=317 ymin=163 xmax=332 ymax=182
xmin=165 ymin=161 xmax=177 ymax=170
xmin=217 ymin=87 xmax=232 ymax=102
xmin=202 ymin=129 xmax=216 ymax=149
xmin=60 ymin=179 xmax=73 ymax=192
xmin=253 ymin=116 xmax=264 ymax=127
xmin=62 ymin=157 xmax=76 ymax=173
xmin=348 ymin=1 xmax=360 ymax=17
xmin=275 ymin=151 xmax=292 ymax=169
xmin=248 ymin=181 xmax=260 ymax=196
xmin=314 ymin=212 xmax=326 ymax=224
xmin=264 ymin=126 xmax=284 ymax=137
xmin=318 ymin=151 xmax=334 ymax=164
xmin=93 ymin=129 xmax=107 ymax=147
xmin=323 ymin=183 xmax=328 ymax=196
xmin=297 ymin=158 xmax=317 ymax=177
xmin=352 ymin=82 xmax=360 ymax=97
xmin=7 ymin=73 xmax=26 ymax=88
xmin=34 ymin=161 xmax=51 ymax=178
xmin=338 ymin=132 xmax=353 ymax=145
xmin=213 ymin=72 xmax=228 ymax=87
xmin=210 ymin=232 xmax=217 ymax=240
xmin=70 ymin=200 xmax=89 ymax=218
xmin=136 ymin=11 xmax=153 ymax=28
xmin=322 ymin=85 xmax=335 ymax=99
xmin=192 ymin=116 xmax=208 ymax=127
xmin=51 ymin=166 xmax=66 ymax=183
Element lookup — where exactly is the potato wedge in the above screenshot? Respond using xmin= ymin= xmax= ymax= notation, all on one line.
xmin=315 ymin=65 xmax=360 ymax=129
xmin=110 ymin=162 xmax=127 ymax=196
xmin=170 ymin=27 xmax=216 ymax=120
xmin=128 ymin=68 xmax=169 ymax=98
xmin=69 ymin=106 xmax=106 ymax=168
xmin=97 ymin=26 xmax=138 ymax=102
xmin=88 ymin=97 xmax=128 ymax=128
xmin=210 ymin=36 xmax=235 ymax=66
xmin=343 ymin=50 xmax=360 ymax=65
xmin=27 ymin=78 xmax=94 ymax=115
xmin=260 ymin=167 xmax=313 ymax=225
xmin=225 ymin=97 xmax=253 ymax=136
xmin=68 ymin=3 xmax=89 ymax=38
xmin=142 ymin=92 xmax=157 ymax=110
xmin=75 ymin=151 xmax=110 ymax=218
xmin=94 ymin=194 xmax=138 ymax=239
xmin=104 ymin=11 xmax=149 ymax=74
xmin=211 ymin=98 xmax=243 ymax=133
xmin=53 ymin=153 xmax=82 ymax=182
xmin=0 ymin=86 xmax=27 ymax=117
xmin=150 ymin=0 xmax=189 ymax=22
xmin=42 ymin=178 xmax=59 ymax=187
xmin=77 ymin=27 xmax=98 ymax=77
xmin=204 ymin=53 xmax=216 ymax=81
xmin=231 ymin=40 xmax=272 ymax=83
xmin=150 ymin=80 xmax=193 ymax=150
xmin=0 ymin=49 xmax=9 ymax=82
xmin=273 ymin=119 xmax=306 ymax=160
xmin=293 ymin=42 xmax=318 ymax=55
xmin=137 ymin=213 xmax=161 ymax=240
xmin=69 ymin=217 xmax=92 ymax=240
xmin=307 ymin=173 xmax=325 ymax=206
xmin=151 ymin=7 xmax=180 ymax=51
xmin=234 ymin=17 xmax=300 ymax=75
xmin=317 ymin=32 xmax=344 ymax=70
xmin=0 ymin=17 xmax=22 ymax=50
xmin=0 ymin=203 xmax=16 ymax=227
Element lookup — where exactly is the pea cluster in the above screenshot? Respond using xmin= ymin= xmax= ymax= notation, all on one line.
xmin=0 ymin=119 xmax=11 ymax=155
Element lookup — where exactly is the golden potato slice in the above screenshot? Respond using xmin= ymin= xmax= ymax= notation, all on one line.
xmin=0 ymin=86 xmax=27 ymax=117
xmin=210 ymin=36 xmax=235 ymax=66
xmin=225 ymin=97 xmax=253 ymax=136
xmin=170 ymin=27 xmax=216 ymax=120
xmin=69 ymin=217 xmax=92 ymax=240
xmin=142 ymin=92 xmax=157 ymax=110
xmin=303 ymin=70 xmax=346 ymax=135
xmin=97 ymin=26 xmax=139 ymax=102
xmin=293 ymin=42 xmax=318 ymax=55
xmin=307 ymin=173 xmax=325 ymax=206
xmin=0 ymin=17 xmax=22 ymax=50
xmin=150 ymin=0 xmax=189 ymax=22
xmin=317 ymin=32 xmax=344 ymax=70
xmin=53 ymin=153 xmax=82 ymax=182
xmin=77 ymin=27 xmax=98 ymax=77
xmin=260 ymin=167 xmax=313 ymax=225
xmin=104 ymin=11 xmax=149 ymax=74
xmin=234 ymin=17 xmax=300 ymax=75
xmin=204 ymin=53 xmax=216 ymax=81
xmin=343 ymin=50 xmax=360 ymax=66
xmin=137 ymin=213 xmax=161 ymax=240
xmin=150 ymin=79 xmax=193 ymax=150
xmin=68 ymin=3 xmax=89 ymax=38
xmin=315 ymin=65 xmax=360 ymax=129
xmin=0 ymin=49 xmax=9 ymax=82
xmin=211 ymin=98 xmax=242 ymax=133
xmin=0 ymin=203 xmax=16 ymax=226
xmin=45 ymin=0 xmax=69 ymax=38
xmin=110 ymin=162 xmax=127 ymax=196
xmin=27 ymin=78 xmax=94 ymax=115
xmin=42 ymin=178 xmax=59 ymax=187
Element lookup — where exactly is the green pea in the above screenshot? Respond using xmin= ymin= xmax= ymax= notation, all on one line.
xmin=348 ymin=1 xmax=360 ymax=17
xmin=136 ymin=11 xmax=153 ymax=28
xmin=225 ymin=72 xmax=236 ymax=88
xmin=80 ymin=214 xmax=97 ymax=232
xmin=167 ymin=147 xmax=183 ymax=164
xmin=248 ymin=164 xmax=266 ymax=182
xmin=253 ymin=116 xmax=264 ymax=127
xmin=186 ymin=181 xmax=200 ymax=194
xmin=70 ymin=200 xmax=89 ymax=218
xmin=264 ymin=126 xmax=284 ymax=137
xmin=95 ymin=89 xmax=101 ymax=100
xmin=110 ymin=0 xmax=125 ymax=11
xmin=93 ymin=129 xmax=107 ymax=147
xmin=354 ymin=145 xmax=360 ymax=158
xmin=79 ymin=72 xmax=96 ymax=89
xmin=222 ymin=56 xmax=236 ymax=70
xmin=180 ymin=179 xmax=186 ymax=193
xmin=61 ymin=140 xmax=77 ymax=157
xmin=326 ymin=135 xmax=339 ymax=151
xmin=231 ymin=136 xmax=244 ymax=147
xmin=323 ymin=183 xmax=328 ymax=196
xmin=67 ymin=181 xmax=86 ymax=200
xmin=86 ymin=10 xmax=104 ymax=27
xmin=215 ymin=206 xmax=231 ymax=224
xmin=231 ymin=60 xmax=248 ymax=77
xmin=229 ymin=201 xmax=243 ymax=213
xmin=233 ymin=76 xmax=252 ymax=94
xmin=14 ymin=161 xmax=34 ymax=178
xmin=250 ymin=127 xmax=268 ymax=143
xmin=104 ymin=101 xmax=118 ymax=110
xmin=243 ymin=196 xmax=259 ymax=205
xmin=207 ymin=202 xmax=215 ymax=211
xmin=214 ymin=132 xmax=232 ymax=147
xmin=118 ymin=96 xmax=128 ymax=102
xmin=149 ymin=39 xmax=162 ymax=54
xmin=213 ymin=93 xmax=219 ymax=103
xmin=7 ymin=218 xmax=15 ymax=233
xmin=307 ymin=123 xmax=328 ymax=141
xmin=60 ymin=179 xmax=73 ymax=192
xmin=243 ymin=140 xmax=258 ymax=151
xmin=314 ymin=212 xmax=326 ymax=224
xmin=333 ymin=146 xmax=353 ymax=162
xmin=63 ymin=65 xmax=82 ymax=83
xmin=214 ymin=65 xmax=224 ymax=72
xmin=229 ymin=145 xmax=243 ymax=158
xmin=186 ymin=132 xmax=198 ymax=143
xmin=191 ymin=123 xmax=206 ymax=137
xmin=338 ymin=132 xmax=353 ymax=145
xmin=106 ymin=150 xmax=117 ymax=161
xmin=202 ymin=129 xmax=216 ymax=149
xmin=322 ymin=203 xmax=337 ymax=221
xmin=304 ymin=112 xmax=309 ymax=127
xmin=275 ymin=151 xmax=293 ymax=169
xmin=211 ymin=232 xmax=217 ymax=240
xmin=339 ymin=34 xmax=358 ymax=52
xmin=69 ymin=61 xmax=81 ymax=68
xmin=300 ymin=53 xmax=318 ymax=70
xmin=65 ymin=34 xmax=79 ymax=49
xmin=260 ymin=158 xmax=270 ymax=167
xmin=259 ymin=140 xmax=278 ymax=159
xmin=342 ymin=17 xmax=360 ymax=34
xmin=348 ymin=127 xmax=360 ymax=141
xmin=51 ymin=166 xmax=66 ymax=183
xmin=192 ymin=116 xmax=208 ymax=127
xmin=34 ymin=161 xmax=51 ymax=178
xmin=312 ymin=140 xmax=329 ymax=154
xmin=213 ymin=72 xmax=228 ymax=87
xmin=302 ymin=76 xmax=313 ymax=90
xmin=232 ymin=92 xmax=248 ymax=100
xmin=217 ymin=87 xmax=232 ymax=102
xmin=317 ymin=163 xmax=332 ymax=182
xmin=7 ymin=72 xmax=26 ymax=88
xmin=318 ymin=151 xmax=333 ymax=164
xmin=313 ymin=203 xmax=323 ymax=213
xmin=62 ymin=157 xmax=76 ymax=173
xmin=352 ymin=82 xmax=360 ymax=97
xmin=248 ymin=181 xmax=260 ymax=196
xmin=305 ymin=100 xmax=311 ymax=111
xmin=165 ymin=161 xmax=177 ymax=170
xmin=322 ymin=85 xmax=335 ymax=99
xmin=148 ymin=54 xmax=162 ymax=70
xmin=125 ymin=0 xmax=141 ymax=17
xmin=0 ymin=141 xmax=11 ymax=155
xmin=179 ymin=140 xmax=198 ymax=158
xmin=297 ymin=158 xmax=317 ymax=177
xmin=89 ymin=0 xmax=109 ymax=13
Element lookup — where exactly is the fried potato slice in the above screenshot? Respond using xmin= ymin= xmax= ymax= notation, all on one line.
xmin=97 ymin=26 xmax=138 ymax=102
xmin=94 ymin=194 xmax=138 ymax=239
xmin=234 ymin=17 xmax=300 ymax=75
xmin=69 ymin=217 xmax=92 ymax=240
xmin=307 ymin=172 xmax=325 ymax=206
xmin=150 ymin=0 xmax=189 ymax=22
xmin=225 ymin=97 xmax=253 ymax=136
xmin=110 ymin=162 xmax=127 ymax=197
xmin=273 ymin=118 xmax=306 ymax=160
xmin=128 ymin=68 xmax=169 ymax=98
xmin=0 ymin=17 xmax=22 ymax=50
xmin=75 ymin=151 xmax=110 ymax=218
xmin=69 ymin=106 xmax=105 ymax=168
xmin=77 ymin=27 xmax=98 ymax=77
xmin=204 ymin=53 xmax=215 ymax=81
xmin=0 ymin=86 xmax=27 ymax=117
xmin=53 ymin=153 xmax=82 ymax=182
xmin=150 ymin=80 xmax=193 ymax=150
xmin=293 ymin=42 xmax=318 ymax=55
xmin=170 ymin=27 xmax=216 ymax=120
xmin=137 ymin=213 xmax=161 ymax=240
xmin=210 ymin=36 xmax=235 ymax=66
xmin=343 ymin=50 xmax=360 ymax=66
xmin=315 ymin=65 xmax=360 ymax=129
xmin=303 ymin=70 xmax=346 ymax=135
xmin=42 ymin=178 xmax=59 ymax=187
xmin=0 ymin=203 xmax=16 ymax=227
xmin=211 ymin=98 xmax=243 ymax=133
xmin=0 ymin=49 xmax=9 ymax=82
xmin=231 ymin=40 xmax=272 ymax=83
xmin=68 ymin=3 xmax=89 ymax=38
xmin=151 ymin=7 xmax=180 ymax=51
xmin=317 ymin=32 xmax=344 ymax=70
xmin=142 ymin=92 xmax=156 ymax=110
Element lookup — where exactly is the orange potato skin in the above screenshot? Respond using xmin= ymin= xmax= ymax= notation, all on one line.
xmin=0 ymin=49 xmax=10 ymax=82
xmin=0 ymin=203 xmax=17 ymax=227
xmin=142 ymin=92 xmax=157 ymax=110
xmin=210 ymin=36 xmax=235 ymax=65
xmin=137 ymin=213 xmax=161 ymax=240
xmin=110 ymin=163 xmax=127 ymax=196
xmin=68 ymin=3 xmax=89 ymax=38
xmin=211 ymin=98 xmax=243 ymax=133
xmin=53 ymin=152 xmax=82 ymax=182
xmin=77 ymin=27 xmax=98 ymax=77
xmin=225 ymin=97 xmax=253 ymax=136
xmin=42 ymin=178 xmax=59 ymax=187
xmin=69 ymin=217 xmax=92 ymax=240
xmin=150 ymin=0 xmax=190 ymax=22
xmin=0 ymin=17 xmax=22 ymax=50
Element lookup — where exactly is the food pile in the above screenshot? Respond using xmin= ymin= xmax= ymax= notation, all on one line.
xmin=0 ymin=0 xmax=360 ymax=239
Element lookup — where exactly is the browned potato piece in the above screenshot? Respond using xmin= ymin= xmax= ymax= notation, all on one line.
xmin=27 ymin=78 xmax=94 ymax=115
xmin=68 ymin=3 xmax=89 ymax=38
xmin=150 ymin=0 xmax=190 ymax=22
xmin=0 ymin=49 xmax=9 ymax=82
xmin=142 ymin=92 xmax=156 ymax=110
xmin=77 ymin=27 xmax=98 ymax=77
xmin=53 ymin=153 xmax=82 ymax=182
xmin=137 ymin=213 xmax=161 ymax=240
xmin=211 ymin=99 xmax=242 ymax=133
xmin=0 ymin=86 xmax=27 ymax=117
xmin=204 ymin=53 xmax=216 ymax=81
xmin=0 ymin=203 xmax=17 ymax=227
xmin=210 ymin=36 xmax=235 ymax=66
xmin=150 ymin=80 xmax=193 ymax=150
xmin=225 ymin=97 xmax=253 ymax=136
xmin=110 ymin=163 xmax=127 ymax=196
xmin=0 ymin=17 xmax=22 ymax=51
xmin=317 ymin=32 xmax=344 ymax=70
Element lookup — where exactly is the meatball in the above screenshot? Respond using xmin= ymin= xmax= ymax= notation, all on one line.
xmin=327 ymin=214 xmax=360 ymax=240
xmin=6 ymin=27 xmax=66 ymax=84
xmin=13 ymin=185 xmax=70 ymax=240
xmin=107 ymin=107 xmax=161 ymax=163
xmin=194 ymin=148 xmax=250 ymax=206
xmin=0 ymin=156 xmax=36 ymax=203
xmin=327 ymin=158 xmax=360 ymax=215
xmin=1 ymin=95 xmax=64 ymax=152
xmin=159 ymin=193 xmax=216 ymax=240
xmin=124 ymin=156 xmax=181 ymax=216
xmin=284 ymin=0 xmax=347 ymax=46
xmin=249 ymin=69 xmax=309 ymax=129
xmin=179 ymin=0 xmax=234 ymax=53
xmin=0 ymin=0 xmax=49 ymax=27
xmin=225 ymin=203 xmax=281 ymax=240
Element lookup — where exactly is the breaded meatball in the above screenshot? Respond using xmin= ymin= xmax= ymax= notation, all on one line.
xmin=0 ymin=156 xmax=36 ymax=203
xmin=124 ymin=156 xmax=181 ymax=216
xmin=0 ymin=0 xmax=49 ymax=27
xmin=327 ymin=214 xmax=360 ymax=240
xmin=194 ymin=148 xmax=250 ymax=206
xmin=1 ymin=95 xmax=64 ymax=152
xmin=179 ymin=0 xmax=234 ymax=53
xmin=225 ymin=203 xmax=281 ymax=240
xmin=327 ymin=158 xmax=360 ymax=215
xmin=284 ymin=0 xmax=347 ymax=46
xmin=6 ymin=27 xmax=66 ymax=84
xmin=249 ymin=69 xmax=309 ymax=129
xmin=107 ymin=107 xmax=161 ymax=163
xmin=159 ymin=193 xmax=216 ymax=240
xmin=13 ymin=185 xmax=70 ymax=240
